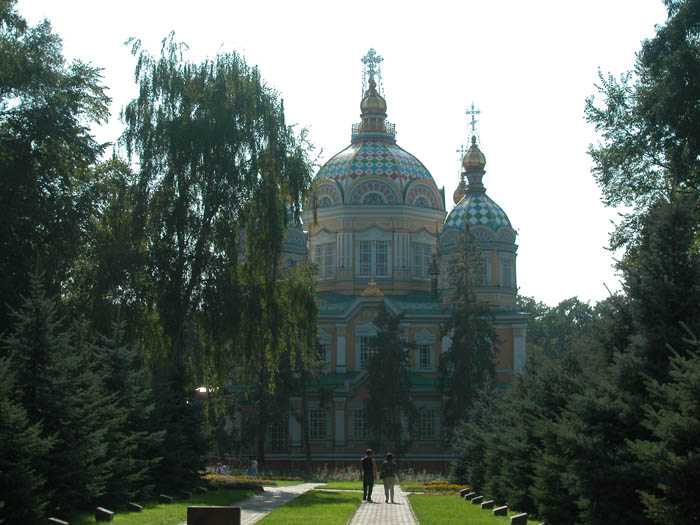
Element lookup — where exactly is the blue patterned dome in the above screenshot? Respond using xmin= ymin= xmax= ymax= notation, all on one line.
xmin=444 ymin=192 xmax=511 ymax=231
xmin=311 ymin=60 xmax=444 ymax=211
xmin=315 ymin=140 xmax=438 ymax=203
xmin=441 ymin=137 xmax=516 ymax=245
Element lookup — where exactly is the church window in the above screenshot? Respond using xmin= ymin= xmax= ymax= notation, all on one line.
xmin=359 ymin=241 xmax=371 ymax=276
xmin=359 ymin=335 xmax=373 ymax=366
xmin=324 ymin=243 xmax=334 ymax=277
xmin=319 ymin=196 xmax=333 ymax=207
xmin=376 ymin=241 xmax=388 ymax=276
xmin=313 ymin=245 xmax=322 ymax=269
xmin=414 ymin=196 xmax=429 ymax=208
xmin=362 ymin=193 xmax=384 ymax=205
xmin=313 ymin=242 xmax=335 ymax=279
xmin=480 ymin=255 xmax=492 ymax=284
xmin=419 ymin=408 xmax=437 ymax=440
xmin=418 ymin=344 xmax=431 ymax=369
xmin=357 ymin=240 xmax=391 ymax=277
xmin=353 ymin=410 xmax=369 ymax=439
xmin=500 ymin=257 xmax=514 ymax=288
xmin=317 ymin=343 xmax=328 ymax=362
xmin=309 ymin=408 xmax=327 ymax=440
xmin=270 ymin=417 xmax=289 ymax=450
xmin=413 ymin=244 xmax=433 ymax=279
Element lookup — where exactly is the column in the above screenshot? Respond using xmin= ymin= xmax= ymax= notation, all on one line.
xmin=334 ymin=398 xmax=346 ymax=446
xmin=513 ymin=325 xmax=527 ymax=374
xmin=336 ymin=326 xmax=347 ymax=373
xmin=289 ymin=398 xmax=301 ymax=448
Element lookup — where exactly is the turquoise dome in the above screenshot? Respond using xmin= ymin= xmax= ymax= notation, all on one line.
xmin=444 ymin=192 xmax=511 ymax=232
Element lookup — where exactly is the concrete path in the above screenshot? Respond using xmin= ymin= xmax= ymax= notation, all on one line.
xmin=347 ymin=483 xmax=418 ymax=525
xmin=238 ymin=483 xmax=323 ymax=524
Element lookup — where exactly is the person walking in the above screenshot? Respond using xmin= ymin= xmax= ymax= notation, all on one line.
xmin=380 ymin=452 xmax=400 ymax=503
xmin=360 ymin=448 xmax=377 ymax=502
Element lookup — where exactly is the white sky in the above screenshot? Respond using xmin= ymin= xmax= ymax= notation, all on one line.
xmin=18 ymin=0 xmax=669 ymax=307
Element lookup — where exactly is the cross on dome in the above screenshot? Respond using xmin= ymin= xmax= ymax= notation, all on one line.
xmin=361 ymin=48 xmax=384 ymax=94
xmin=465 ymin=102 xmax=481 ymax=141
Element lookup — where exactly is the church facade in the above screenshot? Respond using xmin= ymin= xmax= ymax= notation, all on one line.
xmin=273 ymin=50 xmax=527 ymax=471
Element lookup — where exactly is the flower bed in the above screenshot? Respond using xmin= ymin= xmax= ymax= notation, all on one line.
xmin=402 ymin=480 xmax=467 ymax=494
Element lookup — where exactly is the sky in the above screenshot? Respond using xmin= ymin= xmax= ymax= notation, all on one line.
xmin=18 ymin=0 xmax=669 ymax=307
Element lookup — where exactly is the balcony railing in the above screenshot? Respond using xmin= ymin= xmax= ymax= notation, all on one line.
xmin=351 ymin=121 xmax=396 ymax=138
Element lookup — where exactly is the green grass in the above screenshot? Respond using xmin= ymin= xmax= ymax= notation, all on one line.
xmin=258 ymin=490 xmax=360 ymax=524
xmin=70 ymin=488 xmax=258 ymax=525
xmin=408 ymin=494 xmax=540 ymax=525
xmin=268 ymin=480 xmax=304 ymax=487
xmin=317 ymin=480 xmax=363 ymax=490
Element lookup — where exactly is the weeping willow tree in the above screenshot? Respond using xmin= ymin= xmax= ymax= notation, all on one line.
xmin=121 ymin=34 xmax=315 ymax=481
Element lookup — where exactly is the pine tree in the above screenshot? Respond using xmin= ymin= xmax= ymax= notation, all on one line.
xmin=93 ymin=321 xmax=165 ymax=504
xmin=439 ymin=228 xmax=496 ymax=439
xmin=4 ymin=274 xmax=110 ymax=515
xmin=450 ymin=387 xmax=501 ymax=491
xmin=630 ymin=337 xmax=700 ymax=524
xmin=0 ymin=357 xmax=53 ymax=524
xmin=365 ymin=303 xmax=417 ymax=456
xmin=621 ymin=197 xmax=700 ymax=385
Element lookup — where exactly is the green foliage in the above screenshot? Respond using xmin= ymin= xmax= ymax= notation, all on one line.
xmin=621 ymin=197 xmax=700 ymax=384
xmin=449 ymin=388 xmax=501 ymax=492
xmin=440 ymin=229 xmax=496 ymax=437
xmin=3 ymin=274 xmax=111 ymax=515
xmin=517 ymin=296 xmax=596 ymax=359
xmin=0 ymin=0 xmax=110 ymax=329
xmin=585 ymin=0 xmax=700 ymax=250
xmin=630 ymin=337 xmax=700 ymax=524
xmin=120 ymin=32 xmax=315 ymax=474
xmin=365 ymin=303 xmax=417 ymax=456
xmin=0 ymin=356 xmax=53 ymax=524
xmin=92 ymin=321 xmax=165 ymax=504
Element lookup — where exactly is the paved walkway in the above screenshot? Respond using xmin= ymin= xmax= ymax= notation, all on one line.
xmin=182 ymin=482 xmax=418 ymax=524
xmin=238 ymin=483 xmax=323 ymax=524
xmin=347 ymin=483 xmax=418 ymax=525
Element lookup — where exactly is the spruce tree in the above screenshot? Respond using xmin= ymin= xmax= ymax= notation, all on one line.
xmin=439 ymin=227 xmax=496 ymax=439
xmin=93 ymin=321 xmax=165 ymax=503
xmin=365 ymin=303 xmax=417 ymax=456
xmin=0 ymin=357 xmax=53 ymax=524
xmin=4 ymin=274 xmax=109 ymax=515
xmin=630 ymin=339 xmax=700 ymax=524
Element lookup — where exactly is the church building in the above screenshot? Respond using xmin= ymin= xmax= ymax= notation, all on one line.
xmin=275 ymin=50 xmax=527 ymax=471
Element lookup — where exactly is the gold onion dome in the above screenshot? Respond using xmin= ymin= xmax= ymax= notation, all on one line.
xmin=360 ymin=77 xmax=387 ymax=115
xmin=453 ymin=177 xmax=467 ymax=204
xmin=462 ymin=135 xmax=486 ymax=172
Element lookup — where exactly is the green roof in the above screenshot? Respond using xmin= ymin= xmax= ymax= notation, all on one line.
xmin=409 ymin=372 xmax=440 ymax=388
xmin=317 ymin=291 xmax=448 ymax=317
xmin=309 ymin=371 xmax=360 ymax=389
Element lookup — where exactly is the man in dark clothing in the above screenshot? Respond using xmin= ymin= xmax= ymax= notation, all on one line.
xmin=360 ymin=448 xmax=377 ymax=501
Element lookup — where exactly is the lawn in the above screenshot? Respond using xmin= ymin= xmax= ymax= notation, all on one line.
xmin=408 ymin=494 xmax=541 ymax=525
xmin=70 ymin=488 xmax=258 ymax=525
xmin=317 ymin=480 xmax=363 ymax=490
xmin=258 ymin=490 xmax=360 ymax=524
